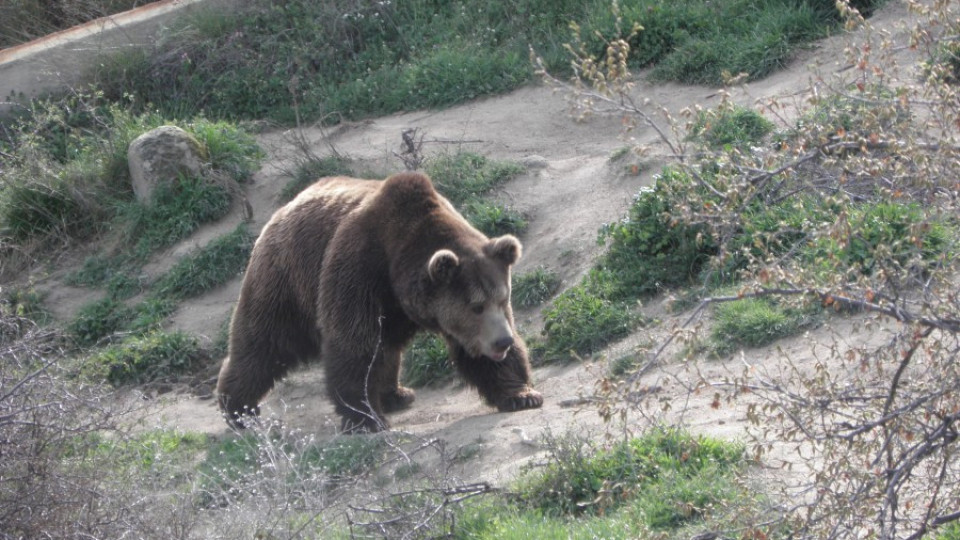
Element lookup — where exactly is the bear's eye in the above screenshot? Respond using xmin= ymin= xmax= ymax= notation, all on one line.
xmin=470 ymin=304 xmax=485 ymax=315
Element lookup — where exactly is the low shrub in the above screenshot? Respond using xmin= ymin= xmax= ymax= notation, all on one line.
xmin=83 ymin=330 xmax=205 ymax=385
xmin=152 ymin=225 xmax=254 ymax=300
xmin=402 ymin=333 xmax=452 ymax=388
xmin=512 ymin=266 xmax=561 ymax=308
xmin=117 ymin=176 xmax=232 ymax=260
xmin=68 ymin=297 xmax=132 ymax=346
xmin=598 ymin=168 xmax=719 ymax=299
xmin=519 ymin=429 xmax=744 ymax=518
xmin=462 ymin=201 xmax=527 ymax=237
xmin=689 ymin=105 xmax=774 ymax=149
xmin=710 ymin=297 xmax=814 ymax=355
xmin=426 ymin=152 xmax=524 ymax=206
xmin=541 ymin=280 xmax=636 ymax=361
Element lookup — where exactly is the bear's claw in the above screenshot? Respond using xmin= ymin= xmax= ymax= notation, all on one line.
xmin=498 ymin=390 xmax=544 ymax=412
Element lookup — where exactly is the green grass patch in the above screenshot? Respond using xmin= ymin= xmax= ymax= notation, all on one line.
xmin=152 ymin=225 xmax=254 ymax=300
xmin=127 ymin=297 xmax=179 ymax=334
xmin=539 ymin=163 xmax=954 ymax=364
xmin=597 ymin=168 xmax=719 ymax=299
xmin=198 ymin=432 xmax=261 ymax=494
xmin=512 ymin=267 xmax=561 ymax=308
xmin=67 ymin=226 xmax=254 ymax=348
xmin=67 ymin=429 xmax=206 ymax=472
xmin=117 ymin=176 xmax=232 ymax=260
xmin=541 ymin=279 xmax=637 ymax=362
xmin=425 ymin=152 xmax=527 ymax=236
xmin=0 ymin=173 xmax=93 ymax=242
xmin=298 ymin=436 xmax=387 ymax=478
xmin=455 ymin=429 xmax=754 ymax=539
xmin=537 ymin=168 xmax=717 ymax=362
xmin=68 ymin=297 xmax=133 ymax=346
xmin=1 ymin=97 xmax=261 ymax=262
xmin=710 ymin=297 xmax=816 ymax=355
xmin=200 ymin=432 xmax=386 ymax=499
xmin=462 ymin=201 xmax=528 ymax=237
xmin=426 ymin=152 xmax=524 ymax=206
xmin=803 ymin=202 xmax=953 ymax=279
xmin=639 ymin=0 xmax=847 ymax=85
xmin=402 ymin=333 xmax=452 ymax=388
xmin=82 ymin=330 xmax=206 ymax=385
xmin=934 ymin=522 xmax=960 ymax=540
xmin=689 ymin=105 xmax=774 ymax=149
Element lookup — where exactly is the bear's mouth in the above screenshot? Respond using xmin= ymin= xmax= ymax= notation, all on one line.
xmin=486 ymin=348 xmax=510 ymax=362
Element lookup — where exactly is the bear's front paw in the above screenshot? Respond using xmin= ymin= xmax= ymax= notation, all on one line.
xmin=382 ymin=386 xmax=417 ymax=412
xmin=498 ymin=389 xmax=543 ymax=412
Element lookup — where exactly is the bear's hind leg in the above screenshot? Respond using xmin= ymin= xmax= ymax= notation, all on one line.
xmin=324 ymin=343 xmax=390 ymax=433
xmin=217 ymin=354 xmax=277 ymax=428
xmin=217 ymin=334 xmax=306 ymax=428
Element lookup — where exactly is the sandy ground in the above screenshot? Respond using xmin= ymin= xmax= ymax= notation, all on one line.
xmin=27 ymin=1 xmax=929 ymax=488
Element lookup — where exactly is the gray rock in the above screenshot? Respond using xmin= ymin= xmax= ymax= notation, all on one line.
xmin=520 ymin=155 xmax=549 ymax=169
xmin=127 ymin=126 xmax=207 ymax=202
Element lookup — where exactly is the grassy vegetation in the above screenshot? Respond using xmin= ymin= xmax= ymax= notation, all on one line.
xmin=541 ymin=281 xmax=637 ymax=362
xmin=402 ymin=333 xmax=452 ymax=389
xmin=689 ymin=105 xmax=775 ymax=149
xmin=512 ymin=266 xmax=561 ymax=308
xmin=425 ymin=152 xmax=527 ymax=236
xmin=0 ymin=94 xmax=260 ymax=371
xmin=0 ymin=286 xmax=49 ymax=324
xmin=81 ymin=330 xmax=205 ymax=385
xmin=199 ymin=430 xmax=387 ymax=498
xmin=74 ymin=429 xmax=207 ymax=470
xmin=67 ymin=224 xmax=253 ymax=351
xmin=76 ymin=0 xmax=871 ymax=124
xmin=118 ymin=176 xmax=233 ymax=259
xmin=1 ymin=100 xmax=261 ymax=259
xmin=711 ymin=298 xmax=817 ymax=355
xmin=152 ymin=224 xmax=254 ymax=300
xmin=0 ymin=0 xmax=143 ymax=48
xmin=537 ymin=93 xmax=953 ymax=363
xmin=537 ymin=167 xmax=716 ymax=362
xmin=455 ymin=429 xmax=759 ymax=539
xmin=597 ymin=168 xmax=719 ymax=298
xmin=936 ymin=522 xmax=960 ymax=540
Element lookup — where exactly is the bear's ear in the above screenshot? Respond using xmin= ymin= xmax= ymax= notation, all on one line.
xmin=428 ymin=249 xmax=460 ymax=283
xmin=485 ymin=235 xmax=522 ymax=266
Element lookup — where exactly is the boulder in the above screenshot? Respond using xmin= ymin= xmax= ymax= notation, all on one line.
xmin=127 ymin=126 xmax=207 ymax=202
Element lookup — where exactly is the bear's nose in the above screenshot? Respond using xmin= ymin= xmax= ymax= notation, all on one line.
xmin=494 ymin=336 xmax=514 ymax=352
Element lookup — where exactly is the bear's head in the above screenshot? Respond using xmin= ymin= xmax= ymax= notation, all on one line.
xmin=425 ymin=235 xmax=521 ymax=362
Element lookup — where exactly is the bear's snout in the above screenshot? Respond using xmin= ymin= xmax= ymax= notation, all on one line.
xmin=494 ymin=335 xmax=514 ymax=352
xmin=485 ymin=335 xmax=514 ymax=361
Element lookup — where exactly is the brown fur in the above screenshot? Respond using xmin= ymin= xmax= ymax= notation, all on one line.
xmin=216 ymin=172 xmax=542 ymax=432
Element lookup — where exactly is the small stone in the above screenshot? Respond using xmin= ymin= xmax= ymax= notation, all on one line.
xmin=520 ymin=155 xmax=549 ymax=169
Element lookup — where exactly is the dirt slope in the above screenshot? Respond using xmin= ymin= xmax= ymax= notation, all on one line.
xmin=45 ymin=1 xmax=923 ymax=486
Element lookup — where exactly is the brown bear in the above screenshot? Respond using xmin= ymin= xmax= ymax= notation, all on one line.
xmin=216 ymin=171 xmax=542 ymax=432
